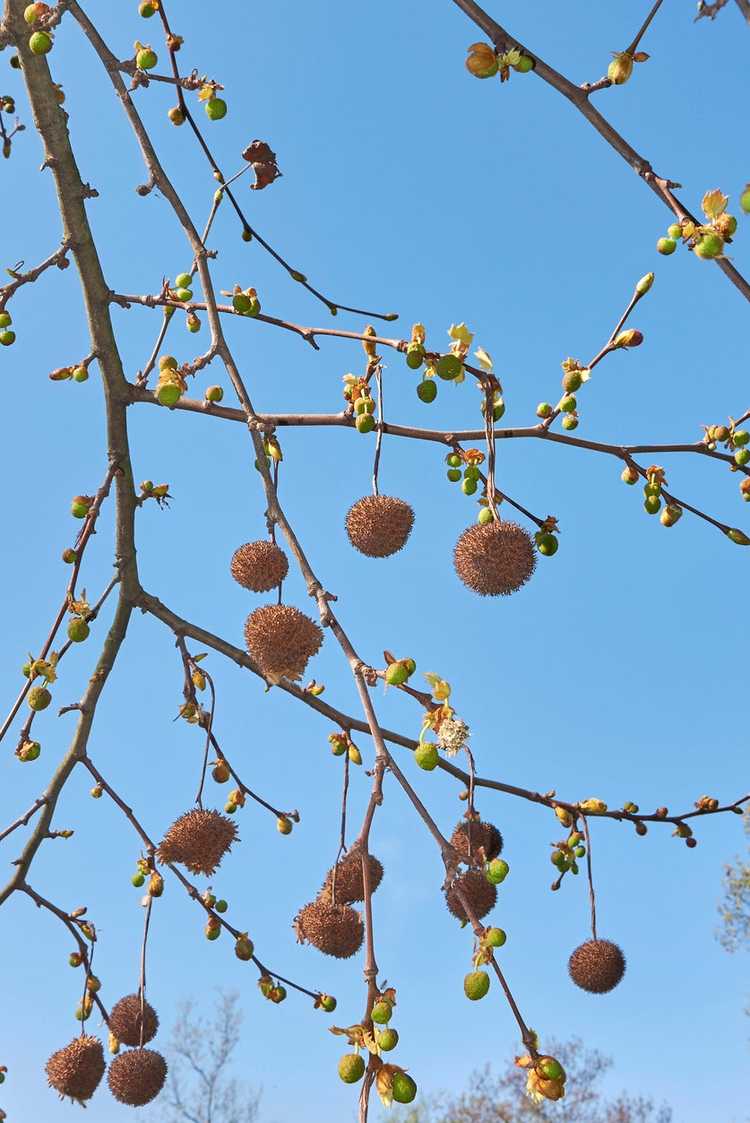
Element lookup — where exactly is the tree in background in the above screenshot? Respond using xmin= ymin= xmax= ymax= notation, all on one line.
xmin=719 ymin=810 xmax=750 ymax=955
xmin=391 ymin=1039 xmax=671 ymax=1123
xmin=159 ymin=992 xmax=260 ymax=1123
xmin=0 ymin=0 xmax=749 ymax=1121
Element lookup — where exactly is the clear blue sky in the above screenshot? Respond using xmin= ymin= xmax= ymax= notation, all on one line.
xmin=1 ymin=2 xmax=748 ymax=1120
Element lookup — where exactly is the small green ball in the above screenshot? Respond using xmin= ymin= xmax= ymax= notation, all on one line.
xmin=733 ymin=429 xmax=749 ymax=447
xmin=67 ymin=618 xmax=90 ymax=643
xmin=537 ymin=532 xmax=558 ymax=557
xmin=560 ymin=395 xmax=576 ymax=413
xmin=657 ymin=237 xmax=677 ymax=256
xmin=667 ymin=223 xmax=682 ymax=240
xmin=741 ymin=187 xmax=750 ymax=215
xmin=132 ymin=872 xmax=145 ymax=887
xmin=28 ymin=686 xmax=51 ymax=712
xmin=392 ymin=1073 xmax=417 ymax=1105
xmin=464 ymin=970 xmax=490 ymax=1001
xmin=416 ymin=379 xmax=437 ymax=403
xmin=405 ymin=344 xmax=425 ymax=370
xmin=477 ymin=507 xmax=493 ymax=526
xmin=446 ymin=468 xmax=461 ymax=483
xmin=536 ymin=402 xmax=553 ymax=419
xmin=72 ymin=366 xmax=89 ymax=383
xmin=136 ymin=48 xmax=157 ymax=70
xmin=338 ymin=1053 xmax=365 ymax=1084
xmin=205 ymin=97 xmax=228 ymax=121
xmin=356 ymin=413 xmax=375 ymax=434
xmin=175 ymin=272 xmax=192 ymax=288
xmin=376 ymin=1028 xmax=399 ymax=1052
xmin=371 ymin=1000 xmax=392 ymax=1025
xmin=485 ymin=926 xmax=507 ymax=948
xmin=561 ymin=415 xmax=578 ymax=431
xmin=486 ymin=858 xmax=509 ymax=884
xmin=436 ymin=353 xmax=462 ymax=381
xmin=0 ymin=312 xmax=11 ymax=328
xmin=735 ymin=448 xmax=750 ymax=466
xmin=0 ymin=330 xmax=16 ymax=346
xmin=644 ymin=494 xmax=661 ymax=515
xmin=29 ymin=30 xmax=52 ymax=54
xmin=513 ymin=54 xmax=534 ymax=73
xmin=461 ymin=478 xmax=478 ymax=496
xmin=157 ymin=382 xmax=182 ymax=407
xmin=415 ymin=742 xmax=439 ymax=771
xmin=174 ymin=287 xmax=193 ymax=302
xmin=446 ymin=453 xmax=462 ymax=468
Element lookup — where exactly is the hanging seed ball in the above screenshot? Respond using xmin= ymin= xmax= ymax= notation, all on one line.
xmin=108 ymin=995 xmax=159 ymax=1047
xmin=446 ymin=870 xmax=497 ymax=923
xmin=293 ymin=898 xmax=364 ymax=959
xmin=157 ymin=809 xmax=238 ymax=876
xmin=345 ymin=495 xmax=414 ymax=558
xmin=230 ymin=540 xmax=289 ymax=593
xmin=107 ymin=1049 xmax=167 ymax=1106
xmin=454 ymin=520 xmax=536 ymax=597
xmin=244 ymin=604 xmax=323 ymax=682
xmin=451 ymin=820 xmax=503 ymax=864
xmin=46 ymin=1035 xmax=105 ymax=1104
xmin=322 ymin=846 xmax=384 ymax=903
xmin=568 ymin=939 xmax=626 ymax=994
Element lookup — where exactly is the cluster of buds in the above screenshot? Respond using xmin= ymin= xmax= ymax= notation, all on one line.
xmin=258 ymin=974 xmax=287 ymax=1004
xmin=314 ymin=992 xmax=337 ymax=1013
xmin=23 ymin=652 xmax=58 ymax=713
xmin=231 ymin=284 xmax=261 ymax=317
xmin=607 ymin=47 xmax=649 ymax=86
xmin=534 ymin=516 xmax=559 ymax=557
xmin=139 ymin=480 xmax=171 ymax=507
xmin=224 ymin=786 xmax=246 ymax=814
xmin=550 ymin=826 xmax=586 ymax=881
xmin=695 ymin=794 xmax=720 ymax=812
xmin=657 ymin=190 xmax=737 ymax=260
xmin=198 ymin=82 xmax=227 ymax=121
xmin=156 ymin=354 xmax=187 ymax=407
xmin=445 ymin=447 xmax=485 ymax=498
xmin=328 ymin=730 xmax=361 ymax=765
xmin=202 ymin=889 xmax=229 ymax=912
xmin=242 ymin=140 xmax=281 ymax=191
xmin=384 ymin=651 xmax=416 ymax=686
xmin=703 ymin=421 xmax=750 ymax=485
xmin=0 ymin=309 xmax=14 ymax=346
xmin=625 ymin=464 xmax=684 ymax=527
xmin=342 ymin=374 xmax=376 ymax=433
xmin=517 ymin=1051 xmax=567 ymax=1103
xmin=465 ymin=41 xmax=535 ymax=82
xmin=24 ymin=4 xmax=54 ymax=55
xmin=178 ymin=699 xmax=204 ymax=725
xmin=49 ymin=360 xmax=90 ymax=383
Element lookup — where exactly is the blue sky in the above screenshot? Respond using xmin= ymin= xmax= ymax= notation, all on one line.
xmin=1 ymin=1 xmax=749 ymax=1120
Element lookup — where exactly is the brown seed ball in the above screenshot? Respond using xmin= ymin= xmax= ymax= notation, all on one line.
xmin=108 ymin=995 xmax=159 ymax=1047
xmin=322 ymin=846 xmax=384 ymax=903
xmin=157 ymin=808 xmax=238 ymax=876
xmin=451 ymin=819 xmax=503 ymax=864
xmin=446 ymin=870 xmax=497 ymax=923
xmin=46 ymin=1035 xmax=105 ymax=1104
xmin=244 ymin=603 xmax=323 ymax=683
xmin=568 ymin=939 xmax=626 ymax=994
xmin=230 ymin=540 xmax=289 ymax=592
xmin=107 ymin=1048 xmax=167 ymax=1106
xmin=345 ymin=495 xmax=414 ymax=558
xmin=454 ymin=520 xmax=536 ymax=597
xmin=294 ymin=898 xmax=364 ymax=958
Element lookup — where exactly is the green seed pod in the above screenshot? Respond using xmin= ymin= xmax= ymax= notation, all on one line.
xmin=28 ymin=686 xmax=51 ymax=711
xmin=416 ymin=380 xmax=437 ymax=403
xmin=643 ymin=494 xmax=661 ymax=515
xmin=175 ymin=272 xmax=192 ymax=289
xmin=392 ymin=1073 xmax=417 ymax=1104
xmin=536 ymin=532 xmax=558 ymax=556
xmin=371 ymin=1000 xmax=392 ymax=1025
xmin=136 ymin=47 xmax=157 ymax=70
xmin=562 ymin=370 xmax=582 ymax=393
xmin=464 ymin=970 xmax=490 ymax=1001
xmin=485 ymin=858 xmax=509 ymax=884
xmin=67 ymin=618 xmax=90 ymax=643
xmin=205 ymin=97 xmax=228 ymax=121
xmin=29 ymin=30 xmax=53 ymax=54
xmin=446 ymin=453 xmax=462 ymax=468
xmin=560 ymin=395 xmax=576 ymax=413
xmin=657 ymin=237 xmax=676 ymax=256
xmin=0 ymin=330 xmax=16 ymax=346
xmin=405 ymin=343 xmax=425 ymax=370
xmin=436 ymin=353 xmax=462 ymax=381
xmin=414 ymin=742 xmax=439 ymax=771
xmin=485 ymin=926 xmax=507 ymax=947
xmin=338 ymin=1054 xmax=365 ymax=1084
xmin=561 ymin=415 xmax=578 ymax=431
xmin=0 ymin=312 xmax=12 ymax=328
xmin=376 ymin=1028 xmax=399 ymax=1052
xmin=447 ymin=468 xmax=461 ymax=483
xmin=667 ymin=223 xmax=682 ymax=240
xmin=477 ymin=507 xmax=493 ymax=526
xmin=356 ymin=413 xmax=375 ymax=434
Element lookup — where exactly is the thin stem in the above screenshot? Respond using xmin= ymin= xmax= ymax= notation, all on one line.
xmin=581 ymin=816 xmax=598 ymax=941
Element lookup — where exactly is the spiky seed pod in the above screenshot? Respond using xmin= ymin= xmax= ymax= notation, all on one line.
xmin=108 ymin=995 xmax=159 ymax=1047
xmin=568 ymin=939 xmax=626 ymax=994
xmin=157 ymin=809 xmax=238 ymax=876
xmin=294 ymin=898 xmax=364 ymax=959
xmin=107 ymin=1049 xmax=167 ymax=1106
xmin=345 ymin=495 xmax=414 ymax=558
xmin=451 ymin=820 xmax=503 ymax=864
xmin=322 ymin=846 xmax=384 ymax=904
xmin=454 ymin=520 xmax=536 ymax=597
xmin=446 ymin=870 xmax=497 ymax=923
xmin=230 ymin=540 xmax=289 ymax=592
xmin=45 ymin=1035 xmax=105 ymax=1104
xmin=244 ymin=604 xmax=323 ymax=683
